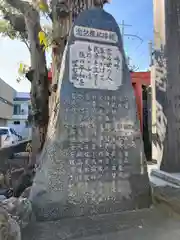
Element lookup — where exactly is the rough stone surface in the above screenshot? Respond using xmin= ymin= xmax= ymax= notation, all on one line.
xmin=0 ymin=206 xmax=21 ymax=240
xmin=1 ymin=197 xmax=34 ymax=229
xmin=0 ymin=141 xmax=30 ymax=174
xmin=153 ymin=185 xmax=180 ymax=214
xmin=22 ymin=208 xmax=180 ymax=240
xmin=29 ymin=8 xmax=151 ymax=221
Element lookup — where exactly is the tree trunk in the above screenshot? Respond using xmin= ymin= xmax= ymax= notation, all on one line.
xmin=50 ymin=0 xmax=105 ymax=112
xmin=5 ymin=0 xmax=108 ymax=165
xmin=50 ymin=1 xmax=71 ymax=112
xmin=24 ymin=8 xmax=49 ymax=165
xmin=5 ymin=0 xmax=49 ymax=165
xmin=160 ymin=0 xmax=180 ymax=172
xmin=153 ymin=0 xmax=180 ymax=172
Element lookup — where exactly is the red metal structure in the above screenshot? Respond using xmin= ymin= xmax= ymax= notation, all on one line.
xmin=48 ymin=70 xmax=52 ymax=83
xmin=130 ymin=71 xmax=151 ymax=132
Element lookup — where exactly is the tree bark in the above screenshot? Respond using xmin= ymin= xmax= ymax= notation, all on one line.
xmin=160 ymin=0 xmax=180 ymax=172
xmin=50 ymin=0 xmax=105 ymax=112
xmin=5 ymin=0 xmax=49 ymax=165
xmin=50 ymin=0 xmax=71 ymax=112
xmin=5 ymin=0 xmax=109 ymax=165
xmin=26 ymin=9 xmax=49 ymax=164
xmin=153 ymin=0 xmax=180 ymax=172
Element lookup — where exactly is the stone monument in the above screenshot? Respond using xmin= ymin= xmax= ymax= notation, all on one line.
xmin=30 ymin=8 xmax=151 ymax=221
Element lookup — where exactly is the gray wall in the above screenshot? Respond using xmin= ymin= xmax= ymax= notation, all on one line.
xmin=0 ymin=78 xmax=15 ymax=122
xmin=0 ymin=118 xmax=7 ymax=126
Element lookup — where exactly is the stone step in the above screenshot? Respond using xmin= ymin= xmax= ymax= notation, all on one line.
xmin=151 ymin=170 xmax=180 ymax=187
xmin=22 ymin=208 xmax=172 ymax=240
xmin=149 ymin=174 xmax=179 ymax=188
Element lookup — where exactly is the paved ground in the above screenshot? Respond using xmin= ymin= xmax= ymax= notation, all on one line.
xmin=22 ymin=207 xmax=180 ymax=240
xmin=80 ymin=220 xmax=180 ymax=240
xmin=22 ymin=162 xmax=180 ymax=240
xmin=18 ymin=161 xmax=180 ymax=239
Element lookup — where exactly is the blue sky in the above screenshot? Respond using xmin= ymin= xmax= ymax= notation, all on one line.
xmin=0 ymin=0 xmax=153 ymax=92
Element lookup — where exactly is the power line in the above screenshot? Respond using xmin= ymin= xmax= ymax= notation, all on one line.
xmin=118 ymin=20 xmax=144 ymax=70
xmin=119 ymin=20 xmax=153 ymax=70
xmin=118 ymin=20 xmax=144 ymax=58
xmin=118 ymin=20 xmax=143 ymax=44
xmin=119 ymin=20 xmax=132 ymax=43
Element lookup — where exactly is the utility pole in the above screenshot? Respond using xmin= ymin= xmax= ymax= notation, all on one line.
xmin=119 ymin=20 xmax=143 ymax=44
xmin=119 ymin=20 xmax=143 ymax=71
xmin=119 ymin=20 xmax=132 ymax=43
xmin=148 ymin=41 xmax=153 ymax=67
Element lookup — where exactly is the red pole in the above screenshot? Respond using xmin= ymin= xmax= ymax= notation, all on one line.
xmin=132 ymin=82 xmax=143 ymax=133
xmin=136 ymin=83 xmax=143 ymax=133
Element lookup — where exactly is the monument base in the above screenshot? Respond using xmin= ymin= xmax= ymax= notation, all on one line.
xmin=22 ymin=207 xmax=180 ymax=240
xmin=31 ymin=174 xmax=151 ymax=221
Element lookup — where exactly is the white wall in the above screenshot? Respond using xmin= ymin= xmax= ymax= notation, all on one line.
xmin=8 ymin=92 xmax=31 ymax=139
xmin=12 ymin=100 xmax=29 ymax=120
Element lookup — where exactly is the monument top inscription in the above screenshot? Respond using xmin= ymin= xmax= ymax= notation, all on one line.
xmin=30 ymin=8 xmax=151 ymax=221
xmin=69 ymin=41 xmax=122 ymax=89
xmin=74 ymin=26 xmax=118 ymax=43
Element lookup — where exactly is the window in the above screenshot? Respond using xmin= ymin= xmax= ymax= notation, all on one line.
xmin=13 ymin=104 xmax=21 ymax=115
xmin=0 ymin=129 xmax=8 ymax=135
xmin=13 ymin=121 xmax=20 ymax=125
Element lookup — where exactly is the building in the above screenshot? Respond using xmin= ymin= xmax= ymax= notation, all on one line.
xmin=0 ymin=78 xmax=15 ymax=126
xmin=7 ymin=92 xmax=31 ymax=138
